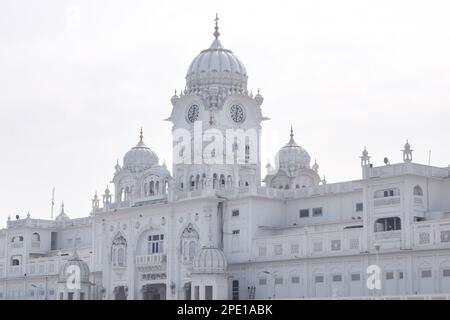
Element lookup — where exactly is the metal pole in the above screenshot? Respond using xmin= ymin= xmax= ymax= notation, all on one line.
xmin=273 ymin=274 xmax=275 ymax=299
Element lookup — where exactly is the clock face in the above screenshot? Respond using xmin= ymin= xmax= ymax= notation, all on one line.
xmin=187 ymin=104 xmax=200 ymax=123
xmin=230 ymin=104 xmax=245 ymax=123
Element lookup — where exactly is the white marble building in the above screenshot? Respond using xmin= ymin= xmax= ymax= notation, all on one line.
xmin=1 ymin=18 xmax=450 ymax=300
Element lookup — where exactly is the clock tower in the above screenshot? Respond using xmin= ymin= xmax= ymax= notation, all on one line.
xmin=167 ymin=15 xmax=266 ymax=194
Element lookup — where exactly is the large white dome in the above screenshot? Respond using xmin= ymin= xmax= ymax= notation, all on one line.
xmin=192 ymin=246 xmax=227 ymax=274
xmin=186 ymin=36 xmax=247 ymax=90
xmin=123 ymin=131 xmax=159 ymax=171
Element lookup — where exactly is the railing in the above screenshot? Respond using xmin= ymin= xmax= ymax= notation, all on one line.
xmin=374 ymin=196 xmax=401 ymax=207
xmin=413 ymin=220 xmax=450 ymax=247
xmin=8 ymin=265 xmax=24 ymax=276
xmin=7 ymin=217 xmax=91 ymax=229
xmin=28 ymin=262 xmax=58 ymax=275
xmin=252 ymin=229 xmax=364 ymax=261
xmin=135 ymin=254 xmax=166 ymax=270
xmin=374 ymin=230 xmax=402 ymax=240
xmin=365 ymin=162 xmax=450 ymax=179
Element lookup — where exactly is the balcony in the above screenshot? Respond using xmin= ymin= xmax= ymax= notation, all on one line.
xmin=28 ymin=261 xmax=58 ymax=276
xmin=374 ymin=196 xmax=401 ymax=207
xmin=374 ymin=230 xmax=401 ymax=240
xmin=135 ymin=254 xmax=166 ymax=271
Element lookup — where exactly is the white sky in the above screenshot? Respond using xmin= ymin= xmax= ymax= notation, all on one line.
xmin=1 ymin=0 xmax=450 ymax=227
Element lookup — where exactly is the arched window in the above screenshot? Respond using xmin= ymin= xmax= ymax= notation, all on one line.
xmin=189 ymin=175 xmax=195 ymax=190
xmin=220 ymin=174 xmax=226 ymax=189
xmin=155 ymin=181 xmax=160 ymax=195
xmin=195 ymin=175 xmax=200 ymax=189
xmin=374 ymin=217 xmax=401 ymax=232
xmin=296 ymin=184 xmax=300 ymax=189
xmin=245 ymin=181 xmax=249 ymax=187
xmin=11 ymin=255 xmax=22 ymax=266
xmin=32 ymin=233 xmax=40 ymax=242
xmin=201 ymin=174 xmax=207 ymax=189
xmin=149 ymin=181 xmax=155 ymax=196
xmin=279 ymin=185 xmax=283 ymax=189
xmin=227 ymin=175 xmax=233 ymax=189
xmin=111 ymin=233 xmax=127 ymax=267
xmin=124 ymin=187 xmax=130 ymax=201
xmin=285 ymin=184 xmax=289 ymax=190
xmin=117 ymin=248 xmax=125 ymax=267
xmin=213 ymin=174 xmax=218 ymax=189
xmin=188 ymin=241 xmax=196 ymax=260
xmin=414 ymin=185 xmax=423 ymax=196
xmin=144 ymin=183 xmax=148 ymax=196
xmin=180 ymin=224 xmax=199 ymax=263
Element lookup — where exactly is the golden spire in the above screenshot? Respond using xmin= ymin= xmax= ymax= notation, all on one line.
xmin=213 ymin=13 xmax=220 ymax=39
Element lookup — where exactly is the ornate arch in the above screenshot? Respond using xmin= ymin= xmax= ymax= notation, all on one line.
xmin=179 ymin=223 xmax=200 ymax=263
xmin=111 ymin=232 xmax=127 ymax=267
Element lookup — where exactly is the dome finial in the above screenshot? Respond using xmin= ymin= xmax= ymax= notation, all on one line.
xmin=139 ymin=127 xmax=143 ymax=141
xmin=290 ymin=125 xmax=294 ymax=140
xmin=213 ymin=13 xmax=220 ymax=39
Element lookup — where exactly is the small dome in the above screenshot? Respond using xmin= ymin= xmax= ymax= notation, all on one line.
xmin=58 ymin=250 xmax=90 ymax=283
xmin=123 ymin=130 xmax=159 ymax=171
xmin=276 ymin=128 xmax=311 ymax=170
xmin=186 ymin=37 xmax=247 ymax=90
xmin=55 ymin=203 xmax=70 ymax=221
xmin=192 ymin=246 xmax=227 ymax=274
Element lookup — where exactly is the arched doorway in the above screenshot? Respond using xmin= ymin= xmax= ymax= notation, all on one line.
xmin=113 ymin=286 xmax=127 ymax=300
xmin=142 ymin=284 xmax=166 ymax=300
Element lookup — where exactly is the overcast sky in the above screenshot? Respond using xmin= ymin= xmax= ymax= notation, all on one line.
xmin=1 ymin=0 xmax=450 ymax=226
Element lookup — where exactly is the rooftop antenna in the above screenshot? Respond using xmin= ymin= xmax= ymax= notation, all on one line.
xmin=51 ymin=187 xmax=55 ymax=220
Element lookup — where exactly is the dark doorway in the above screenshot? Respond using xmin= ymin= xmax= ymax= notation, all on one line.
xmin=142 ymin=284 xmax=166 ymax=300
xmin=114 ymin=286 xmax=127 ymax=300
xmin=184 ymin=282 xmax=191 ymax=300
